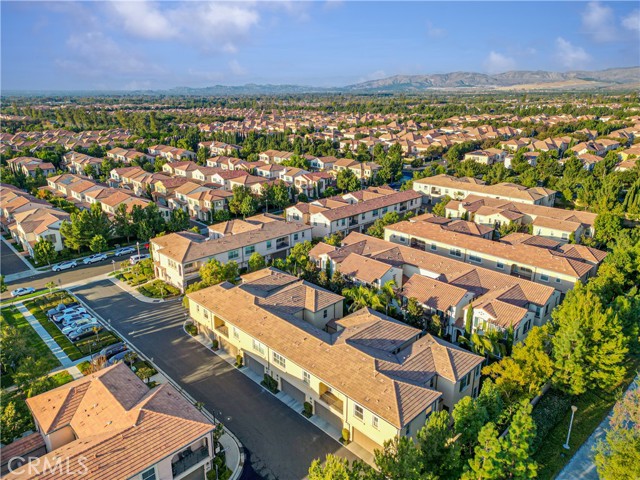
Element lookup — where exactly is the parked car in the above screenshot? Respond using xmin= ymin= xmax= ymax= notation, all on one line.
xmin=107 ymin=350 xmax=135 ymax=366
xmin=83 ymin=253 xmax=108 ymax=265
xmin=52 ymin=260 xmax=77 ymax=272
xmin=129 ymin=254 xmax=150 ymax=265
xmin=92 ymin=342 xmax=127 ymax=364
xmin=46 ymin=301 xmax=79 ymax=317
xmin=10 ymin=287 xmax=35 ymax=297
xmin=114 ymin=246 xmax=136 ymax=256
xmin=55 ymin=309 xmax=88 ymax=324
xmin=60 ymin=313 xmax=92 ymax=327
xmin=52 ymin=305 xmax=86 ymax=321
xmin=62 ymin=318 xmax=98 ymax=335
xmin=68 ymin=324 xmax=102 ymax=342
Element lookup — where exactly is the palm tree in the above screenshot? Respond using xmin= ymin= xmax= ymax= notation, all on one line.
xmin=459 ymin=332 xmax=496 ymax=362
xmin=378 ymin=279 xmax=397 ymax=315
xmin=366 ymin=288 xmax=384 ymax=312
xmin=342 ymin=285 xmax=371 ymax=312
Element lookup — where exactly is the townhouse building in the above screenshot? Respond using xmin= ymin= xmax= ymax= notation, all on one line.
xmin=285 ymin=187 xmax=422 ymax=238
xmin=413 ymin=174 xmax=556 ymax=206
xmin=331 ymin=159 xmax=381 ymax=180
xmin=310 ymin=232 xmax=560 ymax=344
xmin=384 ymin=218 xmax=606 ymax=293
xmin=10 ymin=207 xmax=69 ymax=255
xmin=6 ymin=157 xmax=56 ymax=177
xmin=62 ymin=151 xmax=102 ymax=175
xmin=106 ymin=147 xmax=153 ymax=164
xmin=3 ymin=363 xmax=216 ymax=480
xmin=199 ymin=140 xmax=240 ymax=156
xmin=148 ymin=145 xmax=196 ymax=162
xmin=187 ymin=268 xmax=484 ymax=453
xmin=151 ymin=215 xmax=312 ymax=291
xmin=0 ymin=184 xmax=51 ymax=230
xmin=445 ymin=194 xmax=598 ymax=243
xmin=463 ymin=148 xmax=507 ymax=165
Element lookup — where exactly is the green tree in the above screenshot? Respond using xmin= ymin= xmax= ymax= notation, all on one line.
xmin=337 ymin=169 xmax=361 ymax=192
xmin=432 ymin=195 xmax=451 ymax=217
xmin=404 ymin=297 xmax=425 ymax=329
xmin=453 ymin=396 xmax=489 ymax=456
xmin=329 ymin=269 xmax=345 ymax=293
xmin=417 ymin=410 xmax=462 ymax=479
xmin=366 ymin=211 xmax=401 ymax=239
xmin=199 ymin=258 xmax=239 ymax=286
xmin=248 ymin=252 xmax=266 ymax=272
xmin=594 ymin=213 xmax=624 ymax=247
xmin=374 ymin=436 xmax=424 ymax=480
xmin=552 ymin=283 xmax=628 ymax=396
xmin=378 ymin=279 xmax=396 ymax=315
xmin=342 ymin=285 xmax=372 ymax=312
xmin=0 ymin=274 xmax=6 ymax=293
xmin=0 ymin=402 xmax=32 ymax=445
xmin=308 ymin=454 xmax=358 ymax=480
xmin=502 ymin=401 xmax=537 ymax=479
xmin=113 ymin=203 xmax=135 ymax=242
xmin=33 ymin=237 xmax=57 ymax=265
xmin=89 ymin=234 xmax=108 ymax=253
xmin=594 ymin=387 xmax=640 ymax=480
xmin=462 ymin=422 xmax=505 ymax=480
xmin=14 ymin=356 xmax=53 ymax=398
xmin=0 ymin=323 xmax=28 ymax=371
xmin=229 ymin=186 xmax=257 ymax=218
xmin=168 ymin=208 xmax=190 ymax=232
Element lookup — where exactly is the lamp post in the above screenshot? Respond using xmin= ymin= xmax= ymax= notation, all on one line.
xmin=136 ymin=241 xmax=140 ymax=257
xmin=111 ymin=260 xmax=116 ymax=274
xmin=563 ymin=405 xmax=578 ymax=450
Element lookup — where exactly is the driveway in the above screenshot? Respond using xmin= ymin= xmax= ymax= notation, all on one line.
xmin=1 ymin=238 xmax=32 ymax=276
xmin=72 ymin=280 xmax=357 ymax=480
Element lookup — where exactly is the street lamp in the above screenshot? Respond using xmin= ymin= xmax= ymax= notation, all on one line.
xmin=563 ymin=405 xmax=578 ymax=450
xmin=136 ymin=241 xmax=140 ymax=257
xmin=111 ymin=260 xmax=116 ymax=274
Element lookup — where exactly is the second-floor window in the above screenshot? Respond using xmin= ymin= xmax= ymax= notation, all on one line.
xmin=372 ymin=416 xmax=379 ymax=429
xmin=272 ymin=351 xmax=286 ymax=369
xmin=228 ymin=250 xmax=239 ymax=260
xmin=141 ymin=468 xmax=156 ymax=480
xmin=459 ymin=372 xmax=471 ymax=392
xmin=245 ymin=245 xmax=255 ymax=255
xmin=253 ymin=339 xmax=265 ymax=355
xmin=303 ymin=371 xmax=310 ymax=384
xmin=540 ymin=274 xmax=549 ymax=282
xmin=469 ymin=254 xmax=482 ymax=263
xmin=266 ymin=240 xmax=272 ymax=249
xmin=449 ymin=248 xmax=462 ymax=258
xmin=496 ymin=261 xmax=504 ymax=269
xmin=354 ymin=404 xmax=364 ymax=421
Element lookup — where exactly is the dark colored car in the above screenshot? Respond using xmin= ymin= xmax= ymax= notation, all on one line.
xmin=47 ymin=301 xmax=79 ymax=318
xmin=107 ymin=350 xmax=135 ymax=366
xmin=92 ymin=342 xmax=127 ymax=363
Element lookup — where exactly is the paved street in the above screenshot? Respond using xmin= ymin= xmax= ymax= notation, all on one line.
xmin=72 ymin=280 xmax=357 ymax=480
xmin=1 ymin=249 xmax=148 ymax=300
xmin=1 ymin=238 xmax=32 ymax=276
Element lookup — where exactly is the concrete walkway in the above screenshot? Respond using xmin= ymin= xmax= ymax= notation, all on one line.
xmin=107 ymin=277 xmax=166 ymax=304
xmin=557 ymin=375 xmax=639 ymax=480
xmin=186 ymin=322 xmax=375 ymax=466
xmin=14 ymin=302 xmax=74 ymax=368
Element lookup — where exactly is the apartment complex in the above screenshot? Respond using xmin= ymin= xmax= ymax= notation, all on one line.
xmin=187 ymin=268 xmax=484 ymax=453
xmin=285 ymin=186 xmax=422 ymax=238
xmin=311 ymin=232 xmax=559 ymax=344
xmin=384 ymin=217 xmax=606 ymax=293
xmin=445 ymin=194 xmax=598 ymax=243
xmin=4 ymin=364 xmax=215 ymax=480
xmin=151 ymin=215 xmax=312 ymax=291
xmin=413 ymin=174 xmax=556 ymax=206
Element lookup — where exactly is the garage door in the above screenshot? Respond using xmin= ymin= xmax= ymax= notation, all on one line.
xmin=352 ymin=427 xmax=384 ymax=454
xmin=244 ymin=354 xmax=264 ymax=377
xmin=281 ymin=379 xmax=305 ymax=405
xmin=314 ymin=401 xmax=343 ymax=431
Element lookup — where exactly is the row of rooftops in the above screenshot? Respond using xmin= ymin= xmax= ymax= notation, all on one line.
xmin=188 ymin=267 xmax=484 ymax=429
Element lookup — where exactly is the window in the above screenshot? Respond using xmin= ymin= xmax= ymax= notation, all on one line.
xmin=245 ymin=245 xmax=255 ymax=255
xmin=469 ymin=254 xmax=482 ymax=263
xmin=459 ymin=372 xmax=471 ymax=392
xmin=323 ymin=309 xmax=328 ymax=318
xmin=354 ymin=404 xmax=364 ymax=421
xmin=303 ymin=371 xmax=311 ymax=384
xmin=522 ymin=319 xmax=532 ymax=334
xmin=233 ymin=327 xmax=240 ymax=339
xmin=141 ymin=468 xmax=156 ymax=480
xmin=228 ymin=250 xmax=239 ymax=260
xmin=266 ymin=240 xmax=272 ymax=249
xmin=294 ymin=233 xmax=299 ymax=241
xmin=361 ymin=213 xmax=366 ymax=220
xmin=372 ymin=416 xmax=379 ymax=429
xmin=272 ymin=351 xmax=286 ymax=369
xmin=372 ymin=209 xmax=379 ymax=216
xmin=561 ymin=233 xmax=568 ymax=240
xmin=449 ymin=248 xmax=462 ymax=258
xmin=430 ymin=243 xmax=437 ymax=251
xmin=382 ymin=207 xmax=388 ymax=214
xmin=496 ymin=261 xmax=504 ymax=269
xmin=253 ymin=339 xmax=265 ymax=355
xmin=555 ymin=278 xmax=561 ymax=283
xmin=475 ymin=365 xmax=481 ymax=378
xmin=540 ymin=274 xmax=549 ymax=282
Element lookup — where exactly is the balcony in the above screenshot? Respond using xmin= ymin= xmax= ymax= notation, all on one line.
xmin=216 ymin=325 xmax=229 ymax=338
xmin=349 ymin=217 xmax=359 ymax=227
xmin=276 ymin=240 xmax=289 ymax=250
xmin=172 ymin=446 xmax=210 ymax=477
xmin=319 ymin=391 xmax=344 ymax=414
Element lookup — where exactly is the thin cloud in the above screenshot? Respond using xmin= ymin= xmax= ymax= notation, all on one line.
xmin=581 ymin=2 xmax=617 ymax=42
xmin=229 ymin=60 xmax=247 ymax=76
xmin=484 ymin=51 xmax=516 ymax=74
xmin=622 ymin=10 xmax=640 ymax=32
xmin=555 ymin=37 xmax=591 ymax=69
xmin=426 ymin=21 xmax=446 ymax=39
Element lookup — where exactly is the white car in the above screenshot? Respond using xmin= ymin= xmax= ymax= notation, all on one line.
xmin=62 ymin=318 xmax=98 ymax=335
xmin=114 ymin=246 xmax=136 ymax=256
xmin=83 ymin=253 xmax=108 ymax=265
xmin=129 ymin=254 xmax=150 ymax=265
xmin=52 ymin=260 xmax=77 ymax=272
xmin=10 ymin=287 xmax=35 ymax=297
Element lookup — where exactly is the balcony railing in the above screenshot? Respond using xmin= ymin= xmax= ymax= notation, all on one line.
xmin=216 ymin=325 xmax=229 ymax=338
xmin=172 ymin=446 xmax=210 ymax=477
xmin=276 ymin=241 xmax=289 ymax=249
xmin=319 ymin=391 xmax=344 ymax=413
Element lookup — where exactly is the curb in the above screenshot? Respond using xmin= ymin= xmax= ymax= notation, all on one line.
xmin=72 ymin=296 xmax=245 ymax=480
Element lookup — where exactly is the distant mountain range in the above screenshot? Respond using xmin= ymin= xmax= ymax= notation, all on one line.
xmin=164 ymin=67 xmax=639 ymax=95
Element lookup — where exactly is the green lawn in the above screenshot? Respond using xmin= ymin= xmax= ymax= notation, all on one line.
xmin=0 ymin=305 xmax=61 ymax=388
xmin=533 ymin=357 xmax=640 ymax=479
xmin=76 ymin=361 xmax=92 ymax=376
xmin=50 ymin=370 xmax=74 ymax=387
xmin=0 ymin=288 xmax=57 ymax=306
xmin=137 ymin=279 xmax=181 ymax=299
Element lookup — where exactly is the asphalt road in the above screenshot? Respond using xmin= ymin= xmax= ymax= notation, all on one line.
xmin=1 ymin=249 xmax=149 ymax=299
xmin=73 ymin=280 xmax=357 ymax=480
xmin=1 ymin=239 xmax=31 ymax=276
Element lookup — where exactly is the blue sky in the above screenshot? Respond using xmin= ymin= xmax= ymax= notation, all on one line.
xmin=2 ymin=1 xmax=639 ymax=91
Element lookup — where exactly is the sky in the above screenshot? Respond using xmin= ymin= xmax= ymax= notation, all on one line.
xmin=1 ymin=1 xmax=639 ymax=91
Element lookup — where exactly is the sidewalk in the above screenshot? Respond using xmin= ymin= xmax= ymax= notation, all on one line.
xmin=107 ymin=277 xmax=165 ymax=304
xmin=557 ymin=374 xmax=639 ymax=480
xmin=185 ymin=322 xmax=375 ymax=467
xmin=14 ymin=302 xmax=74 ymax=368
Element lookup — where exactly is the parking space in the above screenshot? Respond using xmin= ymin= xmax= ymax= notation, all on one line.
xmin=1 ymin=238 xmax=33 ymax=276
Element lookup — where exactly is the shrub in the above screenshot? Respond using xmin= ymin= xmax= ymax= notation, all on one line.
xmin=341 ymin=428 xmax=350 ymax=443
xmin=211 ymin=339 xmax=219 ymax=349
xmin=303 ymin=401 xmax=313 ymax=418
xmin=235 ymin=354 xmax=243 ymax=368
xmin=261 ymin=374 xmax=279 ymax=394
xmin=531 ymin=388 xmax=572 ymax=452
xmin=185 ymin=323 xmax=198 ymax=336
